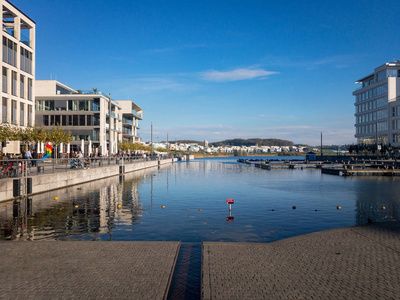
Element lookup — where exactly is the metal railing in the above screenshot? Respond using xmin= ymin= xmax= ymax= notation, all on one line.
xmin=0 ymin=154 xmax=171 ymax=179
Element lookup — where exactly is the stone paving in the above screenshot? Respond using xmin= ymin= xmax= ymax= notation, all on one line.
xmin=203 ymin=223 xmax=400 ymax=300
xmin=0 ymin=241 xmax=180 ymax=300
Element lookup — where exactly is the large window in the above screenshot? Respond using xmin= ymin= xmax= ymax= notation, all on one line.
xmin=79 ymin=115 xmax=86 ymax=126
xmin=79 ymin=100 xmax=90 ymax=111
xmin=11 ymin=100 xmax=17 ymax=125
xmin=2 ymin=37 xmax=16 ymax=66
xmin=68 ymin=100 xmax=91 ymax=111
xmin=43 ymin=115 xmax=49 ymax=126
xmin=27 ymin=105 xmax=32 ymax=126
xmin=27 ymin=78 xmax=33 ymax=100
xmin=11 ymin=71 xmax=16 ymax=96
xmin=37 ymin=100 xmax=54 ymax=111
xmin=92 ymin=98 xmax=100 ymax=111
xmin=20 ymin=103 xmax=25 ymax=126
xmin=93 ymin=114 xmax=100 ymax=126
xmin=2 ymin=98 xmax=7 ymax=123
xmin=20 ymin=75 xmax=25 ymax=98
xmin=2 ymin=67 xmax=7 ymax=93
xmin=20 ymin=47 xmax=33 ymax=74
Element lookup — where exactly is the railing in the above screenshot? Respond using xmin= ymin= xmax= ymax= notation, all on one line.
xmin=0 ymin=154 xmax=172 ymax=179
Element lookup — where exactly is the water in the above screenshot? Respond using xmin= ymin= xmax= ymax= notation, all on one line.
xmin=1 ymin=157 xmax=400 ymax=242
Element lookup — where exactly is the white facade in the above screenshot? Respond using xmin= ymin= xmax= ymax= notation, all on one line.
xmin=35 ymin=80 xmax=122 ymax=156
xmin=115 ymin=100 xmax=143 ymax=142
xmin=353 ymin=61 xmax=400 ymax=146
xmin=0 ymin=0 xmax=35 ymax=153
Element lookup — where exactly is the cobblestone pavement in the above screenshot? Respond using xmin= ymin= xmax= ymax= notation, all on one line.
xmin=0 ymin=241 xmax=180 ymax=300
xmin=203 ymin=223 xmax=400 ymax=300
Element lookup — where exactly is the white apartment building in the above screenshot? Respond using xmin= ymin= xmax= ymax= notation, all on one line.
xmin=115 ymin=100 xmax=142 ymax=142
xmin=35 ymin=80 xmax=122 ymax=156
xmin=353 ymin=61 xmax=400 ymax=146
xmin=0 ymin=0 xmax=35 ymax=153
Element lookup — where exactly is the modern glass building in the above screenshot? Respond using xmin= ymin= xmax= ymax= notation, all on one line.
xmin=353 ymin=61 xmax=400 ymax=146
xmin=0 ymin=0 xmax=35 ymax=153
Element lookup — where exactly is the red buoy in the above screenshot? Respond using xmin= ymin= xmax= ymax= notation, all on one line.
xmin=226 ymin=198 xmax=235 ymax=205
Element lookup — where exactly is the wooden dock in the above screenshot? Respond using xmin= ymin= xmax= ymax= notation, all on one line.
xmin=238 ymin=159 xmax=318 ymax=170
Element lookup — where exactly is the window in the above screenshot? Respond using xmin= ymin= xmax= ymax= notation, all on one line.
xmin=20 ymin=47 xmax=32 ymax=74
xmin=2 ymin=37 xmax=17 ymax=66
xmin=62 ymin=115 xmax=67 ymax=126
xmin=28 ymin=78 xmax=33 ymax=100
xmin=55 ymin=115 xmax=61 ymax=125
xmin=2 ymin=98 xmax=7 ymax=123
xmin=79 ymin=115 xmax=86 ymax=126
xmin=87 ymin=115 xmax=92 ymax=126
xmin=50 ymin=115 xmax=55 ymax=126
xmin=20 ymin=103 xmax=25 ymax=126
xmin=43 ymin=115 xmax=49 ymax=126
xmin=20 ymin=75 xmax=25 ymax=98
xmin=54 ymin=100 xmax=67 ymax=111
xmin=2 ymin=67 xmax=7 ymax=93
xmin=93 ymin=114 xmax=100 ymax=126
xmin=73 ymin=115 xmax=78 ymax=126
xmin=68 ymin=100 xmax=79 ymax=111
xmin=11 ymin=71 xmax=16 ymax=96
xmin=92 ymin=98 xmax=100 ymax=111
xmin=79 ymin=101 xmax=88 ymax=111
xmin=11 ymin=100 xmax=17 ymax=124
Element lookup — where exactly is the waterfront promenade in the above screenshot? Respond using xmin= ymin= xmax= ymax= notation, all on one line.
xmin=1 ymin=223 xmax=399 ymax=299
xmin=0 ymin=241 xmax=180 ymax=300
xmin=203 ymin=223 xmax=400 ymax=300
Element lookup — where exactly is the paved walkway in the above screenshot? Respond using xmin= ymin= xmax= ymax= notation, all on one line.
xmin=203 ymin=223 xmax=400 ymax=300
xmin=0 ymin=241 xmax=180 ymax=300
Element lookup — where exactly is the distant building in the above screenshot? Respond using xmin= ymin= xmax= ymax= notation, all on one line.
xmin=0 ymin=0 xmax=35 ymax=153
xmin=353 ymin=61 xmax=400 ymax=145
xmin=35 ymin=80 xmax=122 ymax=155
xmin=115 ymin=100 xmax=142 ymax=142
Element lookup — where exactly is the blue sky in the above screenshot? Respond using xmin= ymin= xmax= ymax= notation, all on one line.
xmin=13 ymin=0 xmax=400 ymax=144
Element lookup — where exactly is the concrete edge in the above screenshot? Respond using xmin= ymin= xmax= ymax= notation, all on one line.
xmin=1 ymin=159 xmax=173 ymax=203
xmin=163 ymin=241 xmax=181 ymax=300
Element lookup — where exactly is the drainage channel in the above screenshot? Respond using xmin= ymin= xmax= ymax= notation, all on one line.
xmin=167 ymin=242 xmax=202 ymax=300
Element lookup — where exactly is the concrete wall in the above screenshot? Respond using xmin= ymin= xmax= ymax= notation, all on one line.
xmin=0 ymin=158 xmax=172 ymax=202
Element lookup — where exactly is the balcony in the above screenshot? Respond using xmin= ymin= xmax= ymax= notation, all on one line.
xmin=132 ymin=110 xmax=143 ymax=120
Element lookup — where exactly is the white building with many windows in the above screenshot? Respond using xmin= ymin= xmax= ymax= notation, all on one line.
xmin=0 ymin=0 xmax=35 ymax=153
xmin=353 ymin=61 xmax=400 ymax=146
xmin=115 ymin=100 xmax=142 ymax=143
xmin=35 ymin=80 xmax=122 ymax=156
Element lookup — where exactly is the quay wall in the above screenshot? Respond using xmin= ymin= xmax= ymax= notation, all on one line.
xmin=0 ymin=159 xmax=173 ymax=202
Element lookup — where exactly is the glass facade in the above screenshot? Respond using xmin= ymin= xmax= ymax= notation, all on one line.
xmin=355 ymin=64 xmax=400 ymax=145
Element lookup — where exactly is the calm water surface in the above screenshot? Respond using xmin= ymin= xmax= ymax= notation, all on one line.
xmin=1 ymin=157 xmax=400 ymax=242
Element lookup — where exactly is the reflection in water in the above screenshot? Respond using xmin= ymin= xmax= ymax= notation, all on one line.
xmin=355 ymin=178 xmax=400 ymax=225
xmin=1 ymin=158 xmax=400 ymax=242
xmin=0 ymin=169 xmax=146 ymax=241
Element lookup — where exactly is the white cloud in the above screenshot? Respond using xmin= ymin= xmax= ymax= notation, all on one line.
xmin=201 ymin=68 xmax=277 ymax=82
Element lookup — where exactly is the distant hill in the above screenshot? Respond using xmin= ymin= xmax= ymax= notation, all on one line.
xmin=169 ymin=140 xmax=203 ymax=144
xmin=210 ymin=138 xmax=293 ymax=147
